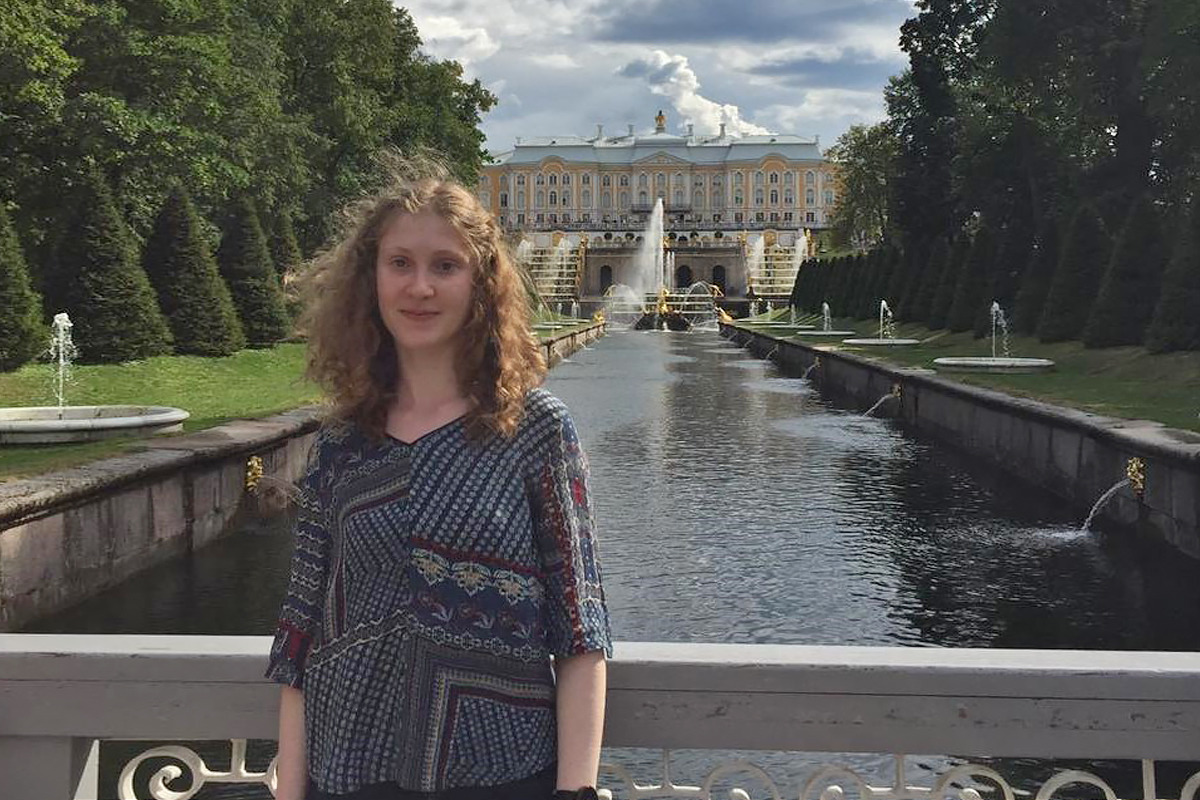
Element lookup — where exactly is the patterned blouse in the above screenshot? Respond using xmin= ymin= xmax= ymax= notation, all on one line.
xmin=265 ymin=389 xmax=611 ymax=794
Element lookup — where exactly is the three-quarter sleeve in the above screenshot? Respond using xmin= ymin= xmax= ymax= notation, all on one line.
xmin=528 ymin=403 xmax=612 ymax=659
xmin=265 ymin=429 xmax=333 ymax=689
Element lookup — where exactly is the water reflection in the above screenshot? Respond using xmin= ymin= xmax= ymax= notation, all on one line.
xmin=25 ymin=330 xmax=1200 ymax=798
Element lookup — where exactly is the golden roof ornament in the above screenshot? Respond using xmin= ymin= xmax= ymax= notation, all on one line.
xmin=654 ymin=109 xmax=666 ymax=133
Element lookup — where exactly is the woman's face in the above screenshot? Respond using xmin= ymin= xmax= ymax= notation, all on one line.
xmin=375 ymin=211 xmax=477 ymax=360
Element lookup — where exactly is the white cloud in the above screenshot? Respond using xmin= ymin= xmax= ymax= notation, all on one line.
xmin=758 ymin=89 xmax=888 ymax=142
xmin=617 ymin=50 xmax=772 ymax=136
xmin=528 ymin=53 xmax=582 ymax=70
xmin=404 ymin=13 xmax=500 ymax=68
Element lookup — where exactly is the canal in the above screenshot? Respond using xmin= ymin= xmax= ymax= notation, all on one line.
xmin=26 ymin=329 xmax=1200 ymax=797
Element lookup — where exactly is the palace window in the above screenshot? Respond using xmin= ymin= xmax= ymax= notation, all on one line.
xmin=784 ymin=171 xmax=794 ymax=185
xmin=548 ymin=174 xmax=557 ymax=186
xmin=806 ymin=188 xmax=815 ymax=205
xmin=562 ymin=213 xmax=570 ymax=223
xmin=756 ymin=212 xmax=765 ymax=221
xmin=805 ymin=170 xmax=815 ymax=186
xmin=548 ymin=190 xmax=557 ymax=206
xmin=536 ymin=213 xmax=544 ymax=223
xmin=656 ymin=173 xmax=666 ymax=188
xmin=581 ymin=174 xmax=590 ymax=185
xmin=516 ymin=174 xmax=526 ymax=186
xmin=601 ymin=175 xmax=612 ymax=187
xmin=754 ymin=189 xmax=764 ymax=206
xmin=549 ymin=213 xmax=557 ymax=223
xmin=769 ymin=212 xmax=778 ymax=222
xmin=499 ymin=193 xmax=508 ymax=208
xmin=638 ymin=173 xmax=648 ymax=188
xmin=734 ymin=193 xmax=744 ymax=205
xmin=674 ymin=172 xmax=684 ymax=185
xmin=695 ymin=191 xmax=705 ymax=209
xmin=754 ymin=171 xmax=764 ymax=186
xmin=536 ymin=191 xmax=545 ymax=208
xmin=581 ymin=189 xmax=590 ymax=207
xmin=733 ymin=172 xmax=744 ymax=186
xmin=713 ymin=214 xmax=722 ymax=223
xmin=734 ymin=212 xmax=744 ymax=223
xmin=601 ymin=191 xmax=612 ymax=208
xmin=517 ymin=213 xmax=525 ymax=224
xmin=674 ymin=189 xmax=683 ymax=205
xmin=784 ymin=191 xmax=794 ymax=205
xmin=536 ymin=174 xmax=545 ymax=185
xmin=784 ymin=212 xmax=793 ymax=222
xmin=620 ymin=175 xmax=630 ymax=187
xmin=693 ymin=176 xmax=704 ymax=188
xmin=620 ymin=190 xmax=629 ymax=206
xmin=478 ymin=175 xmax=488 ymax=186
xmin=824 ymin=190 xmax=834 ymax=205
xmin=769 ymin=172 xmax=779 ymax=184
xmin=517 ymin=191 xmax=526 ymax=208
xmin=639 ymin=191 xmax=648 ymax=204
xmin=562 ymin=174 xmax=570 ymax=186
xmin=770 ymin=190 xmax=778 ymax=204
xmin=806 ymin=211 xmax=815 ymax=223
xmin=562 ymin=190 xmax=571 ymax=206
xmin=500 ymin=175 xmax=509 ymax=189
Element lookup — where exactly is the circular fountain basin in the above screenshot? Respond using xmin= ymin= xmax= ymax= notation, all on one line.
xmin=933 ymin=357 xmax=1056 ymax=374
xmin=0 ymin=405 xmax=190 ymax=444
xmin=793 ymin=330 xmax=858 ymax=338
xmin=842 ymin=338 xmax=921 ymax=346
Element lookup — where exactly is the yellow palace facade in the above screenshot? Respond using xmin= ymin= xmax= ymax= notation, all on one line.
xmin=477 ymin=111 xmax=836 ymax=305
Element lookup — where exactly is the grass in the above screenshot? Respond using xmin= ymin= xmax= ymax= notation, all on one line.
xmin=741 ymin=310 xmax=1200 ymax=433
xmin=0 ymin=344 xmax=321 ymax=480
xmin=0 ymin=319 xmax=602 ymax=481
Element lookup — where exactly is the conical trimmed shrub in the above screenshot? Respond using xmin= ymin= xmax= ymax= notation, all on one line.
xmin=1083 ymin=195 xmax=1168 ymax=348
xmin=143 ymin=187 xmax=246 ymax=356
xmin=268 ymin=212 xmax=302 ymax=288
xmin=974 ymin=225 xmax=1032 ymax=338
xmin=57 ymin=169 xmax=173 ymax=363
xmin=1145 ymin=200 xmax=1200 ymax=353
xmin=928 ymin=235 xmax=969 ymax=330
xmin=947 ymin=225 xmax=996 ymax=332
xmin=217 ymin=197 xmax=290 ymax=347
xmin=1038 ymin=203 xmax=1110 ymax=343
xmin=0 ymin=206 xmax=44 ymax=371
xmin=908 ymin=237 xmax=949 ymax=325
xmin=1012 ymin=217 xmax=1061 ymax=336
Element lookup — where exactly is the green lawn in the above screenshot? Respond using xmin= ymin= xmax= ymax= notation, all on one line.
xmin=741 ymin=312 xmax=1200 ymax=433
xmin=0 ymin=321 xmax=599 ymax=481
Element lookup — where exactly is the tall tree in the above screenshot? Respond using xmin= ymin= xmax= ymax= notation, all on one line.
xmin=1083 ymin=194 xmax=1168 ymax=348
xmin=57 ymin=168 xmax=172 ymax=363
xmin=0 ymin=206 xmax=44 ymax=371
xmin=827 ymin=123 xmax=898 ymax=250
xmin=1145 ymin=199 xmax=1200 ymax=353
xmin=143 ymin=186 xmax=246 ymax=356
xmin=1012 ymin=216 xmax=1062 ymax=336
xmin=1038 ymin=203 xmax=1110 ymax=343
xmin=217 ymin=197 xmax=290 ymax=347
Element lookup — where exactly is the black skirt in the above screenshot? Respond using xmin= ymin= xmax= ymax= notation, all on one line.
xmin=305 ymin=763 xmax=557 ymax=800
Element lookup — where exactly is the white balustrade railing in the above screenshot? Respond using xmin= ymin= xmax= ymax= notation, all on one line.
xmin=1 ymin=637 xmax=1198 ymax=799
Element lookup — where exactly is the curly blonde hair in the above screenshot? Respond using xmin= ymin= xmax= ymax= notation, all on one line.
xmin=300 ymin=156 xmax=545 ymax=440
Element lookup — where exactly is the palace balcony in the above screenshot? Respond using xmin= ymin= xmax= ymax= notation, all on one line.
xmin=2 ymin=636 xmax=1198 ymax=800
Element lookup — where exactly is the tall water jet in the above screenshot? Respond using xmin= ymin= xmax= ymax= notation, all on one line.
xmin=632 ymin=199 xmax=665 ymax=300
xmin=49 ymin=312 xmax=78 ymax=416
xmin=933 ymin=300 xmax=1055 ymax=373
xmin=842 ymin=300 xmax=919 ymax=346
xmin=515 ymin=239 xmax=532 ymax=265
xmin=822 ymin=302 xmax=832 ymax=332
xmin=746 ymin=236 xmax=765 ymax=297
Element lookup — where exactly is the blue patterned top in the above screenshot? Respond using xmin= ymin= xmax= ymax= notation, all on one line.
xmin=265 ymin=389 xmax=611 ymax=794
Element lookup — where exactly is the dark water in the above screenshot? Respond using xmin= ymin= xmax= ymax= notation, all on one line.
xmin=27 ymin=330 xmax=1200 ymax=797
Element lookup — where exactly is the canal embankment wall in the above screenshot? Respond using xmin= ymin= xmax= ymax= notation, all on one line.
xmin=0 ymin=322 xmax=606 ymax=631
xmin=723 ymin=323 xmax=1200 ymax=558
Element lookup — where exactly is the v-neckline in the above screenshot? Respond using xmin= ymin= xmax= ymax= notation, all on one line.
xmin=384 ymin=414 xmax=466 ymax=447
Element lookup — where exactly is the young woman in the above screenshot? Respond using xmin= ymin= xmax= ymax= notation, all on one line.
xmin=265 ymin=162 xmax=611 ymax=800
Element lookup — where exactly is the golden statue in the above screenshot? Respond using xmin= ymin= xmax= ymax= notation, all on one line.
xmin=655 ymin=109 xmax=667 ymax=131
xmin=717 ymin=307 xmax=734 ymax=323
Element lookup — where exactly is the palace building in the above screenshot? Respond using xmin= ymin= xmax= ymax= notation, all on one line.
xmin=478 ymin=111 xmax=836 ymax=308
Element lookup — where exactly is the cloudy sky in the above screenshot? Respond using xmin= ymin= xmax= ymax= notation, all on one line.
xmin=398 ymin=0 xmax=917 ymax=155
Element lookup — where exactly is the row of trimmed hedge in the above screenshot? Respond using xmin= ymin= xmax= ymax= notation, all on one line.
xmin=1 ymin=170 xmax=297 ymax=369
xmin=791 ymin=195 xmax=1200 ymax=353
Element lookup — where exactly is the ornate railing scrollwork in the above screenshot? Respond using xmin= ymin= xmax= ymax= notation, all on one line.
xmin=112 ymin=744 xmax=1200 ymax=800
xmin=118 ymin=739 xmax=275 ymax=800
